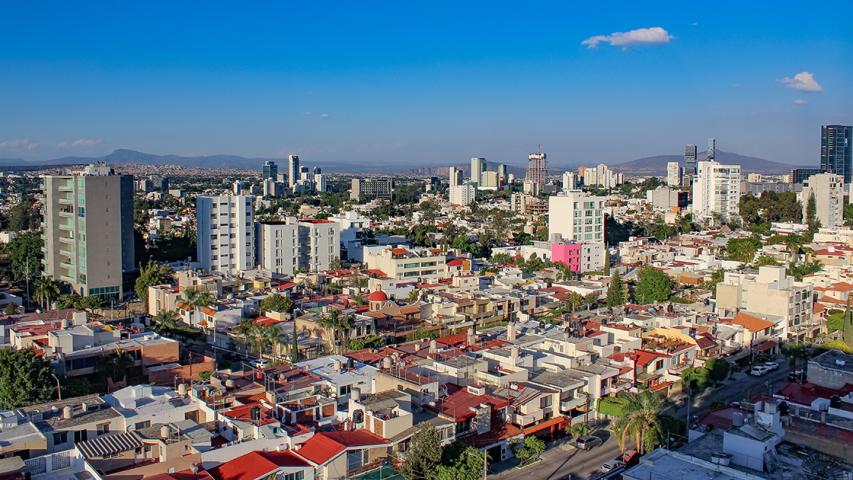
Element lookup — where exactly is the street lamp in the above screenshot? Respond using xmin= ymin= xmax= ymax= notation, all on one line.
xmin=51 ymin=373 xmax=62 ymax=400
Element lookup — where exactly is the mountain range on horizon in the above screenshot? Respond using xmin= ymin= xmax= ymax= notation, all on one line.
xmin=0 ymin=148 xmax=810 ymax=176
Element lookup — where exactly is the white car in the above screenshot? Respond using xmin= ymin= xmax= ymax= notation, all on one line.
xmin=750 ymin=365 xmax=769 ymax=376
xmin=764 ymin=361 xmax=780 ymax=371
xmin=250 ymin=358 xmax=268 ymax=369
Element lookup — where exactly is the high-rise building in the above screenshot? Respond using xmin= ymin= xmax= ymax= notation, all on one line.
xmin=799 ymin=173 xmax=844 ymax=229
xmin=287 ymin=154 xmax=300 ymax=189
xmin=666 ymin=162 xmax=682 ymax=187
xmin=691 ymin=161 xmax=741 ymax=223
xmin=196 ymin=195 xmax=255 ymax=273
xmin=547 ymin=190 xmax=605 ymax=243
xmin=562 ymin=171 xmax=577 ymax=191
xmin=470 ymin=157 xmax=486 ymax=185
xmin=315 ymin=173 xmax=327 ymax=192
xmin=583 ymin=164 xmax=623 ymax=188
xmin=790 ymin=168 xmax=824 ymax=185
xmin=449 ymin=184 xmax=476 ymax=206
xmin=257 ymin=218 xmax=340 ymax=274
xmin=448 ymin=167 xmax=462 ymax=187
xmin=820 ymin=125 xmax=852 ymax=183
xmin=497 ymin=164 xmax=508 ymax=185
xmin=480 ymin=171 xmax=499 ymax=189
xmin=526 ymin=152 xmax=547 ymax=194
xmin=684 ymin=144 xmax=698 ymax=176
xmin=263 ymin=160 xmax=278 ymax=180
xmin=42 ymin=164 xmax=135 ymax=298
xmin=350 ymin=178 xmax=394 ymax=201
xmin=707 ymin=138 xmax=717 ymax=162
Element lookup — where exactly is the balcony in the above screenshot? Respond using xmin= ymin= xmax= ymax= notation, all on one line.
xmin=560 ymin=397 xmax=587 ymax=411
xmin=514 ymin=409 xmax=544 ymax=427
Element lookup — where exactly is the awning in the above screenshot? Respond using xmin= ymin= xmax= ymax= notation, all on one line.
xmin=754 ymin=340 xmax=778 ymax=352
xmin=522 ymin=416 xmax=567 ymax=436
xmin=77 ymin=431 xmax=143 ymax=459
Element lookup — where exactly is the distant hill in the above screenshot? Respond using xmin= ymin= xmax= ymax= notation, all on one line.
xmin=611 ymin=150 xmax=803 ymax=175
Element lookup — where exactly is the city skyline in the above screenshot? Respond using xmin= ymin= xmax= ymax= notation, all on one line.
xmin=1 ymin=1 xmax=851 ymax=166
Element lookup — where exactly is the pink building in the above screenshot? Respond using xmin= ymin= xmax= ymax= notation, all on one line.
xmin=551 ymin=242 xmax=581 ymax=272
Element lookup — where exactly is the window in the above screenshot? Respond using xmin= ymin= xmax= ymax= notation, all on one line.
xmin=53 ymin=432 xmax=68 ymax=445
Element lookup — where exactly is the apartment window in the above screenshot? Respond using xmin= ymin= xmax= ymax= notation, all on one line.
xmin=53 ymin=432 xmax=68 ymax=445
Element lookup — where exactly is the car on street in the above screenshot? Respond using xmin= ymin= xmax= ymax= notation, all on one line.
xmin=576 ymin=435 xmax=603 ymax=450
xmin=750 ymin=365 xmax=769 ymax=376
xmin=764 ymin=361 xmax=780 ymax=371
xmin=250 ymin=358 xmax=269 ymax=368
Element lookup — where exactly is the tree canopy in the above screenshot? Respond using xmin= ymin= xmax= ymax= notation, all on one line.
xmin=134 ymin=261 xmax=174 ymax=304
xmin=402 ymin=423 xmax=443 ymax=480
xmin=634 ymin=267 xmax=674 ymax=304
xmin=0 ymin=348 xmax=55 ymax=409
xmin=607 ymin=271 xmax=627 ymax=307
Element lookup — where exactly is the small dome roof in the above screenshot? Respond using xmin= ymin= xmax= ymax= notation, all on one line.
xmin=367 ymin=290 xmax=388 ymax=302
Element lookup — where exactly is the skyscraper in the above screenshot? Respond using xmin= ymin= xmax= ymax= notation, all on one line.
xmin=497 ymin=164 xmax=508 ymax=185
xmin=263 ymin=160 xmax=278 ymax=180
xmin=666 ymin=162 xmax=682 ymax=187
xmin=470 ymin=157 xmax=486 ymax=185
xmin=684 ymin=144 xmax=698 ymax=176
xmin=820 ymin=125 xmax=852 ymax=183
xmin=707 ymin=138 xmax=717 ymax=162
xmin=448 ymin=166 xmax=462 ymax=187
xmin=287 ymin=154 xmax=300 ymax=189
xmin=526 ymin=152 xmax=547 ymax=195
xmin=42 ymin=164 xmax=135 ymax=298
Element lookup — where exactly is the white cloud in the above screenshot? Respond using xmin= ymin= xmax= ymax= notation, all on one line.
xmin=320 ymin=113 xmax=329 ymax=118
xmin=0 ymin=139 xmax=38 ymax=151
xmin=691 ymin=21 xmax=699 ymax=27
xmin=780 ymin=71 xmax=823 ymax=92
xmin=57 ymin=138 xmax=102 ymax=148
xmin=793 ymin=98 xmax=808 ymax=105
xmin=581 ymin=27 xmax=672 ymax=49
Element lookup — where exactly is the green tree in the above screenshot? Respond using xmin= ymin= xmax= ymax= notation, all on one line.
xmin=607 ymin=271 xmax=627 ymax=307
xmin=726 ymin=237 xmax=762 ymax=263
xmin=682 ymin=367 xmax=711 ymax=390
xmin=97 ymin=348 xmax=134 ymax=386
xmin=806 ymin=191 xmax=819 ymax=231
xmin=603 ymin=249 xmax=611 ymax=275
xmin=569 ymin=422 xmax=591 ymax=438
xmin=401 ymin=423 xmax=442 ymax=480
xmin=183 ymin=288 xmax=215 ymax=311
xmin=611 ymin=390 xmax=667 ymax=454
xmin=435 ymin=446 xmax=485 ymax=480
xmin=514 ymin=436 xmax=545 ymax=466
xmin=0 ymin=348 xmax=55 ymax=408
xmin=5 ymin=231 xmax=42 ymax=284
xmin=260 ymin=294 xmax=294 ymax=316
xmin=152 ymin=310 xmax=179 ymax=334
xmin=704 ymin=357 xmax=731 ymax=383
xmin=135 ymin=261 xmax=174 ymax=304
xmin=635 ymin=267 xmax=674 ymax=304
xmin=317 ymin=309 xmax=354 ymax=354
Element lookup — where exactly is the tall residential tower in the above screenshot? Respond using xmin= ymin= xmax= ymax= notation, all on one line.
xmin=820 ymin=125 xmax=852 ymax=183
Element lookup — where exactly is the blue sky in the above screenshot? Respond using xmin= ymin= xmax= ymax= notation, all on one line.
xmin=1 ymin=1 xmax=851 ymax=167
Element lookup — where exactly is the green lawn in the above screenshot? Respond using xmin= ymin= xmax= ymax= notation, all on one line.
xmin=827 ymin=311 xmax=844 ymax=333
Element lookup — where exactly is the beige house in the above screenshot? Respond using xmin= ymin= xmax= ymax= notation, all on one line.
xmin=716 ymin=266 xmax=816 ymax=341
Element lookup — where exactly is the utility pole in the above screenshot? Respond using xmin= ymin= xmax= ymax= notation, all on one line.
xmin=51 ymin=373 xmax=62 ymax=400
xmin=483 ymin=449 xmax=488 ymax=480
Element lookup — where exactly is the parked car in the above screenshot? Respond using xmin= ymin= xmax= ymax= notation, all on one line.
xmin=750 ymin=365 xmax=769 ymax=376
xmin=576 ymin=436 xmax=603 ymax=450
xmin=600 ymin=460 xmax=625 ymax=472
xmin=250 ymin=358 xmax=269 ymax=368
xmin=622 ymin=450 xmax=640 ymax=466
xmin=788 ymin=369 xmax=804 ymax=382
xmin=764 ymin=361 xmax=780 ymax=371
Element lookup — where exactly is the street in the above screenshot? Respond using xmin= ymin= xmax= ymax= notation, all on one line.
xmin=489 ymin=433 xmax=620 ymax=480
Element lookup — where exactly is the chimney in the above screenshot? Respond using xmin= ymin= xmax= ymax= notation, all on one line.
xmin=507 ymin=322 xmax=516 ymax=343
xmin=62 ymin=406 xmax=73 ymax=420
xmin=429 ymin=340 xmax=438 ymax=354
xmin=81 ymin=402 xmax=88 ymax=413
xmin=467 ymin=327 xmax=476 ymax=346
xmin=177 ymin=383 xmax=187 ymax=397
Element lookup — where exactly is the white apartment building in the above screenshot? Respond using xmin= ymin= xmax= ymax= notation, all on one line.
xmin=448 ymin=167 xmax=462 ymax=187
xmin=799 ymin=173 xmax=844 ymax=229
xmin=548 ymin=190 xmax=605 ymax=243
xmin=583 ymin=164 xmax=623 ymax=188
xmin=479 ymin=171 xmax=499 ymax=190
xmin=449 ymin=184 xmax=476 ymax=206
xmin=715 ymin=266 xmax=815 ymax=341
xmin=363 ymin=245 xmax=447 ymax=281
xmin=196 ymin=195 xmax=255 ymax=273
xmin=257 ymin=218 xmax=340 ymax=274
xmin=691 ymin=160 xmax=741 ymax=223
xmin=470 ymin=157 xmax=486 ymax=185
xmin=666 ymin=162 xmax=681 ymax=187
xmin=562 ymin=171 xmax=577 ymax=191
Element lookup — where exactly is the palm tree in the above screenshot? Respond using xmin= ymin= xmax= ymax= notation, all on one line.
xmin=97 ymin=348 xmax=134 ymax=390
xmin=565 ymin=292 xmax=584 ymax=312
xmin=782 ymin=343 xmax=810 ymax=381
xmin=317 ymin=309 xmax=353 ymax=354
xmin=611 ymin=390 xmax=667 ymax=454
xmin=33 ymin=276 xmax=61 ymax=310
xmin=184 ymin=288 xmax=215 ymax=310
xmin=152 ymin=310 xmax=179 ymax=334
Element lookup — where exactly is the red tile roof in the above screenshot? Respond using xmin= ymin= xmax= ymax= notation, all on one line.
xmin=436 ymin=384 xmax=509 ymax=421
xmin=731 ymin=312 xmax=775 ymax=333
xmin=294 ymin=430 xmax=388 ymax=465
xmin=208 ymin=450 xmax=309 ymax=480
